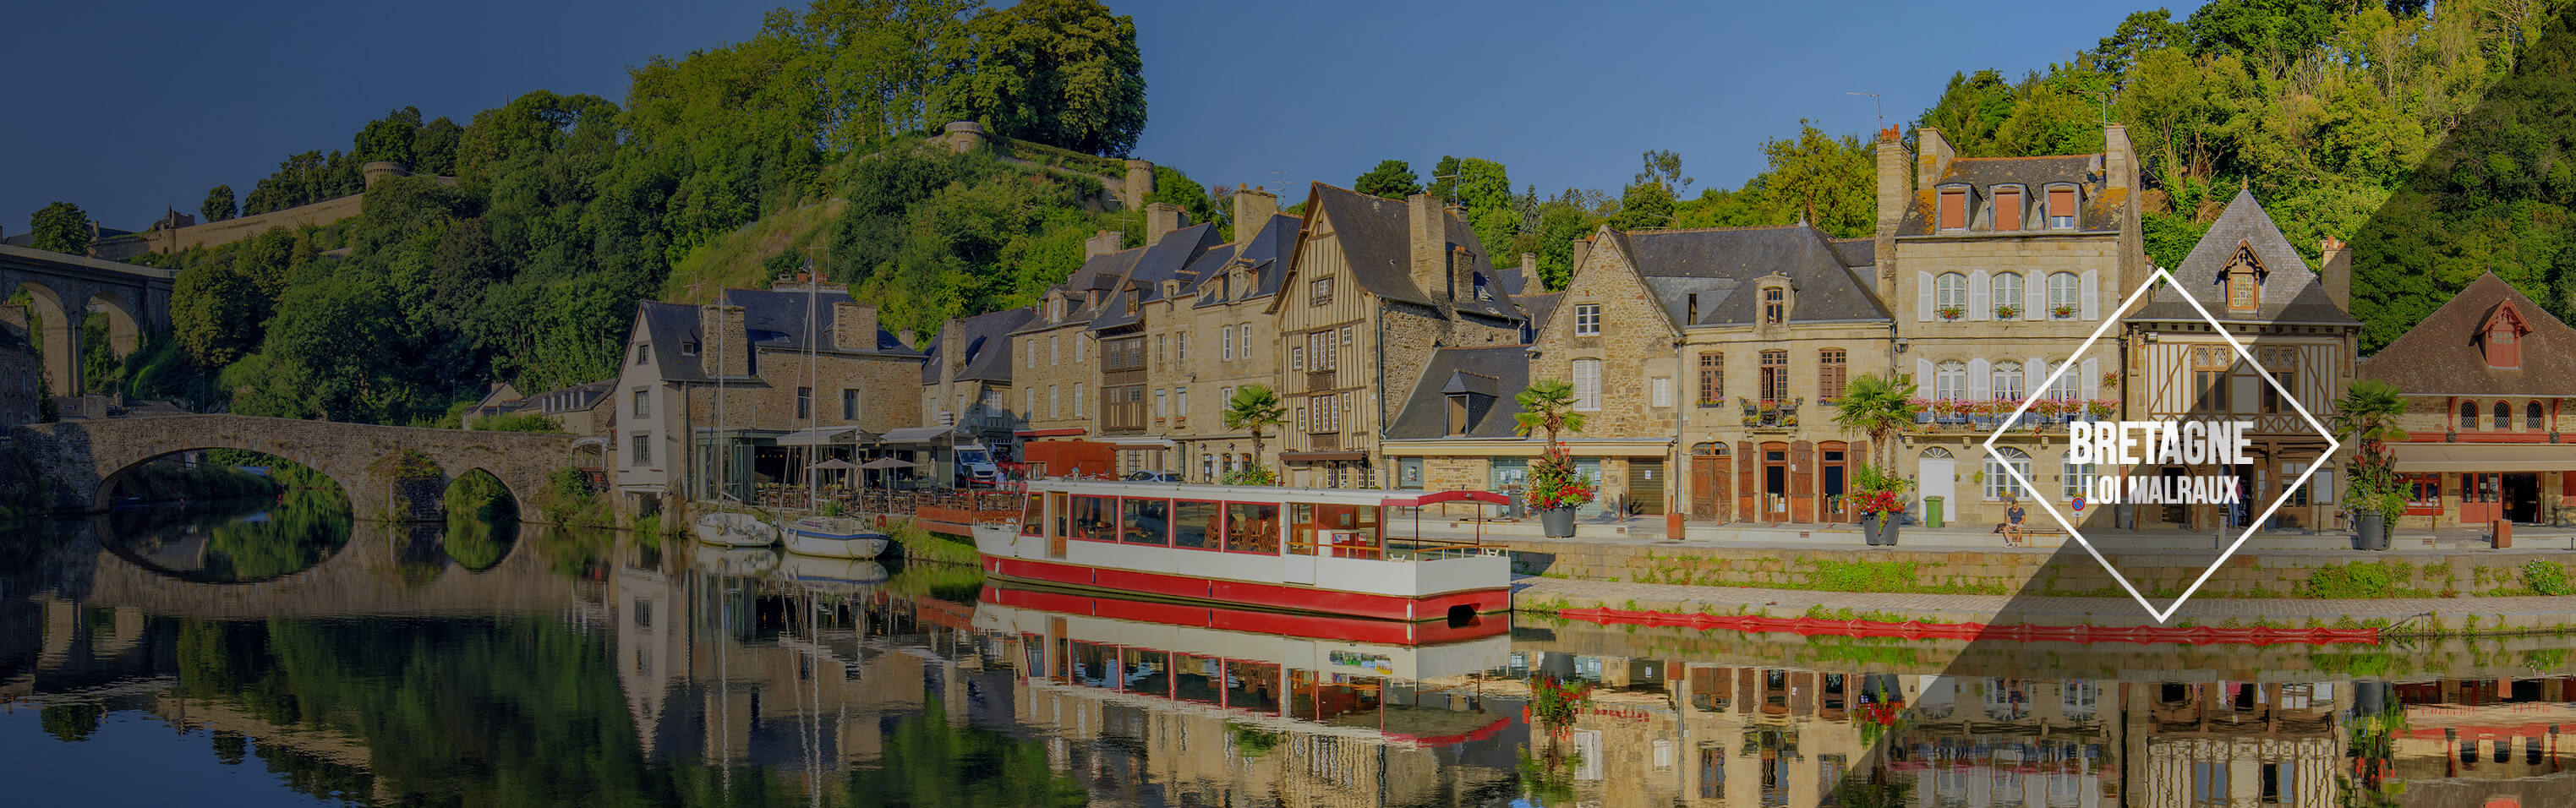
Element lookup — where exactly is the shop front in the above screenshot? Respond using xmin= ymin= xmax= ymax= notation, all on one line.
xmin=2387 ymin=445 xmax=2575 ymax=527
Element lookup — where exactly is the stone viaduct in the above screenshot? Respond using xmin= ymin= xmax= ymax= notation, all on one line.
xmin=0 ymin=243 xmax=175 ymax=394
xmin=14 ymin=413 xmax=575 ymax=521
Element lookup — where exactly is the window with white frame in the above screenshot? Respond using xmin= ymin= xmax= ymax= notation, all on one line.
xmin=1075 ymin=335 xmax=1085 ymax=362
xmin=1154 ymin=389 xmax=1167 ymax=418
xmin=2048 ymin=358 xmax=2078 ymax=400
xmin=2048 ymin=272 xmax=2080 ymax=316
xmin=1241 ymin=324 xmax=1255 ymax=360
xmin=1572 ymin=359 xmax=1602 ymax=411
xmin=1222 ymin=325 xmax=1234 ymax=359
xmin=1074 ymin=383 xmax=1086 ymax=416
xmin=1176 ymin=331 xmax=1187 ymax=361
xmin=1984 ymin=447 xmax=2031 ymax=500
xmin=1050 ymin=336 xmax=1060 ymax=365
xmin=2063 ymin=461 xmax=2094 ymax=500
xmin=1992 ymin=360 xmax=2023 ymax=402
xmin=1049 ymin=385 xmax=1060 ymax=418
xmin=1935 ymin=361 xmax=1966 ymax=401
xmin=1993 ymin=272 xmax=2023 ymax=318
xmin=1175 ymin=387 xmax=1187 ymax=417
xmin=2046 ymin=185 xmax=2078 ymax=229
xmin=1934 ymin=273 xmax=1966 ymax=317
xmin=1573 ymin=303 xmax=1602 ymax=336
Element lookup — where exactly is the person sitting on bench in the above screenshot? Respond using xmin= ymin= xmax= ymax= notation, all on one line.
xmin=2001 ymin=498 xmax=2027 ymax=547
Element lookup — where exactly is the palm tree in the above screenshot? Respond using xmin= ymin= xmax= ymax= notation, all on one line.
xmin=1222 ymin=385 xmax=1287 ymax=471
xmin=1832 ymin=374 xmax=1920 ymax=470
xmin=2329 ymin=378 xmax=2409 ymax=464
xmin=1512 ymin=379 xmax=1588 ymax=448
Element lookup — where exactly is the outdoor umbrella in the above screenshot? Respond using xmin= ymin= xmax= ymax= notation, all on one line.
xmin=811 ymin=457 xmax=859 ymax=489
xmin=857 ymin=456 xmax=917 ymax=498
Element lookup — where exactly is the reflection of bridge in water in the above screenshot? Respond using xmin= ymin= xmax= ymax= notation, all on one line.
xmin=78 ymin=521 xmax=574 ymax=620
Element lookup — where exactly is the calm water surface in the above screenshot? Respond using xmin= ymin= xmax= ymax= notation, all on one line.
xmin=3 ymin=500 xmax=2571 ymax=806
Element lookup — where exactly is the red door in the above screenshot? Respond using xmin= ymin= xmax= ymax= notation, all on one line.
xmin=2461 ymin=473 xmax=2502 ymax=523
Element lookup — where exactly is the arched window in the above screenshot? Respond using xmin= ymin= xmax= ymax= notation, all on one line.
xmin=2530 ymin=401 xmax=2546 ymax=431
xmin=1993 ymin=272 xmax=2024 ymax=319
xmin=1922 ymin=447 xmax=1953 ymax=459
xmin=1984 ymin=447 xmax=2031 ymax=500
xmin=1992 ymin=361 xmax=2024 ymax=402
xmin=2047 ymin=358 xmax=2078 ymax=401
xmin=1935 ymin=361 xmax=1967 ymax=401
xmin=2048 ymin=272 xmax=2080 ymax=318
xmin=2496 ymin=401 xmax=2513 ymax=431
xmin=2062 ymin=459 xmax=2095 ymax=500
xmin=1692 ymin=442 xmax=1727 ymax=456
xmin=2461 ymin=401 xmax=2479 ymax=430
xmin=1934 ymin=273 xmax=1966 ymax=318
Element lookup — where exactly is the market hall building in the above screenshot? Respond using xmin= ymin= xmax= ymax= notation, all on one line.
xmin=2360 ymin=272 xmax=2576 ymax=527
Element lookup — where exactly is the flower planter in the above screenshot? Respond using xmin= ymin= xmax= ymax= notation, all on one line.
xmin=1862 ymin=512 xmax=1899 ymax=546
xmin=1540 ymin=506 xmax=1578 ymax=538
xmin=2353 ymin=512 xmax=2390 ymax=551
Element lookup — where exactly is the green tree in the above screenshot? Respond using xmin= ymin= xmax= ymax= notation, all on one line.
xmin=353 ymin=106 xmax=423 ymax=165
xmin=1222 ymin=385 xmax=1286 ymax=478
xmin=1354 ymin=159 xmax=1421 ymax=199
xmin=1634 ymin=150 xmax=1692 ymax=195
xmin=201 ymin=184 xmax=238 ymax=222
xmin=171 ymin=259 xmax=269 ymax=366
xmin=28 ymin=201 xmax=91 ymax=255
xmin=1758 ymin=121 xmax=1875 ymax=237
xmin=1512 ymin=379 xmax=1588 ymax=449
xmin=934 ymin=0 xmax=1146 ymax=156
xmin=2329 ymin=378 xmax=2409 ymax=489
xmin=1831 ymin=374 xmax=1921 ymax=470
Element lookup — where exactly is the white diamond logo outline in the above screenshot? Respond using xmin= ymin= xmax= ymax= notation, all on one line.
xmin=1981 ymin=266 xmax=2342 ymax=624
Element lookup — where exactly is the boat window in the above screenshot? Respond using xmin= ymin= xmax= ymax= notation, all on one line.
xmin=1070 ymin=495 xmax=1115 ymax=542
xmin=1288 ymin=503 xmax=1318 ymax=556
xmin=1173 ymin=654 xmax=1222 ymax=705
xmin=1021 ymin=493 xmax=1044 ymax=537
xmin=1223 ymin=502 xmax=1279 ymax=554
xmin=1315 ymin=503 xmax=1384 ymax=559
xmin=1226 ymin=661 xmax=1283 ymax=713
xmin=1121 ymin=498 xmax=1170 ymax=545
xmin=1173 ymin=500 xmax=1222 ymax=549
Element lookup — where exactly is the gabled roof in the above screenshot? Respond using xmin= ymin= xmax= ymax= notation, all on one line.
xmin=716 ymin=288 xmax=922 ymax=356
xmin=1013 ymin=243 xmax=1144 ymax=336
xmin=1894 ymin=154 xmax=2123 ymax=236
xmin=1386 ymin=345 xmax=1531 ymax=440
xmin=1302 ymin=184 xmax=1524 ymax=322
xmin=1517 ymin=291 xmax=1563 ymax=336
xmin=2360 ymin=272 xmax=2576 ymax=396
xmin=2130 ymin=190 xmax=2356 ymax=325
xmin=1089 ymin=223 xmax=1223 ymax=332
xmin=635 ymin=302 xmax=708 ymax=382
xmin=1186 ymin=213 xmax=1301 ymax=308
xmin=1610 ymin=223 xmax=1890 ymax=327
xmin=922 ymin=307 xmax=1036 ymax=385
xmin=1829 ymin=237 xmax=1876 ymax=268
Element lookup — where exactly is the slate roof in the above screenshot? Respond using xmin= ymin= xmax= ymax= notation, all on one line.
xmin=1611 ymin=223 xmax=1891 ymax=327
xmin=637 ymin=302 xmax=708 ymax=382
xmin=1829 ymin=237 xmax=1876 ymax=268
xmin=1304 ymin=184 xmax=1524 ymax=322
xmin=1088 ymin=223 xmax=1223 ymax=332
xmin=1893 ymin=154 xmax=2125 ymax=236
xmin=2360 ymin=272 xmax=2576 ymax=396
xmin=2129 ymin=190 xmax=2357 ymax=325
xmin=921 ymin=307 xmax=1036 ymax=385
xmin=1517 ymin=292 xmax=1563 ymax=336
xmin=1386 ymin=345 xmax=1532 ymax=440
xmin=1188 ymin=214 xmax=1301 ymax=308
xmin=1013 ymin=243 xmax=1144 ymax=336
xmin=717 ymin=288 xmax=922 ymax=355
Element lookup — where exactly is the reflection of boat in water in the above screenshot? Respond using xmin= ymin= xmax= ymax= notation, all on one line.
xmin=975 ymin=583 xmax=1513 ymax=748
xmin=780 ymin=516 xmax=889 ymax=559
xmin=692 ymin=543 xmax=781 ymax=576
xmin=778 ymin=554 xmax=889 ymax=592
xmin=694 ymin=511 xmax=780 ymax=548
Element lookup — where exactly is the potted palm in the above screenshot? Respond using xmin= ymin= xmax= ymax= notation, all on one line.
xmin=2330 ymin=379 xmax=2409 ymax=550
xmin=1220 ymin=385 xmax=1287 ymax=486
xmin=1515 ymin=379 xmax=1591 ymax=538
xmin=1833 ymin=374 xmax=1922 ymax=546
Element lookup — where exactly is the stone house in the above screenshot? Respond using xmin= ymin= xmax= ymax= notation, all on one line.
xmin=1267 ymin=185 xmax=1527 ymax=488
xmin=609 ymin=280 xmax=923 ymax=514
xmin=1008 ymin=230 xmax=1140 ymax=460
xmin=2121 ymin=190 xmax=2356 ymax=532
xmin=1081 ymin=207 xmax=1228 ymax=475
xmin=919 ymin=305 xmax=1036 ymax=459
xmin=1877 ymin=123 xmax=2147 ymax=528
xmin=2360 ymin=271 xmax=2576 ymax=527
xmin=1157 ymin=190 xmax=1298 ymax=482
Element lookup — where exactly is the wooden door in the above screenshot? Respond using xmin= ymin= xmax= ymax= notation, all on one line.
xmin=1789 ymin=441 xmax=1815 ymax=523
xmin=1736 ymin=441 xmax=1756 ymax=521
xmin=1691 ymin=455 xmax=1729 ymax=521
xmin=2462 ymin=472 xmax=2502 ymax=523
xmin=1047 ymin=493 xmax=1068 ymax=558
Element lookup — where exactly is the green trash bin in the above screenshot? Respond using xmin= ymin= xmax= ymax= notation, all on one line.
xmin=1924 ymin=496 xmax=1944 ymax=528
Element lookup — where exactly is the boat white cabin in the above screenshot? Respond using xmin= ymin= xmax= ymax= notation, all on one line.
xmin=972 ymin=479 xmax=1512 ymax=623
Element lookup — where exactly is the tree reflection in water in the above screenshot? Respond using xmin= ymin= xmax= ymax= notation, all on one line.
xmin=103 ymin=487 xmax=352 ymax=582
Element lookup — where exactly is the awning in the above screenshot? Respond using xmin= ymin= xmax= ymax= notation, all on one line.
xmin=882 ymin=425 xmax=955 ymax=444
xmin=1015 ymin=428 xmax=1086 ymax=438
xmin=1381 ymin=490 xmax=1510 ymax=508
xmin=2389 ymin=444 xmax=2576 ymax=472
xmin=775 ymin=426 xmax=869 ymax=446
xmin=1281 ymin=451 xmax=1366 ymax=462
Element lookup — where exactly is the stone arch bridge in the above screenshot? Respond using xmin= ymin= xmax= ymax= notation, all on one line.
xmin=0 ymin=243 xmax=175 ymax=394
xmin=14 ymin=414 xmax=576 ymax=520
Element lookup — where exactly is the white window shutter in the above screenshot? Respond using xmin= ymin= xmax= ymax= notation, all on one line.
xmin=1916 ymin=271 xmax=1933 ymax=322
xmin=2081 ymin=357 xmax=2100 ymax=400
xmin=1967 ymin=358 xmax=1991 ymax=400
xmin=1968 ymin=271 xmax=1990 ymax=320
xmin=2027 ymin=357 xmax=2046 ymax=396
xmin=1915 ymin=358 xmax=1933 ymax=390
xmin=2080 ymin=270 xmax=2099 ymax=320
xmin=2024 ymin=275 xmax=2045 ymax=320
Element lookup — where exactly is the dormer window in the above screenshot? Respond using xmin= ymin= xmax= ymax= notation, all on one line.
xmin=2046 ymin=184 xmax=2079 ymax=229
xmin=1162 ymin=279 xmax=1182 ymax=298
xmin=2223 ymin=240 xmax=2265 ymax=313
xmin=1124 ymin=288 xmax=1139 ymax=315
xmin=1088 ymin=290 xmax=1102 ymax=309
xmin=681 ymin=341 xmax=699 ymax=357
xmin=1763 ymin=287 xmax=1785 ymax=325
xmin=1937 ymin=186 xmax=1969 ymax=232
xmin=1446 ymin=393 xmax=1470 ymax=436
xmin=1991 ymin=185 xmax=2022 ymax=232
xmin=2482 ymin=303 xmax=2530 ymax=368
xmin=1473 ymin=273 xmax=1491 ymax=300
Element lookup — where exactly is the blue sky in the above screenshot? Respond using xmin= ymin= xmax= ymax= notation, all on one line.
xmin=1 ymin=0 xmax=2153 ymax=234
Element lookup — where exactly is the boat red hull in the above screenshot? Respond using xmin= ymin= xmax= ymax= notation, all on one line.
xmin=982 ymin=554 xmax=1510 ymax=623
xmin=979 ymin=584 xmax=1509 ymax=646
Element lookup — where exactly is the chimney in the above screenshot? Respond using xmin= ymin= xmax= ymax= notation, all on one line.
xmin=1875 ymin=127 xmax=1911 ymax=237
xmin=700 ymin=304 xmax=751 ymax=377
xmin=2103 ymin=123 xmax=2136 ymax=190
xmin=1086 ymin=230 xmax=1124 ymax=259
xmin=834 ymin=301 xmax=880 ymax=352
xmin=1570 ymin=237 xmax=1593 ymax=282
xmin=1408 ymin=193 xmax=1451 ymax=303
xmin=1145 ymin=202 xmax=1186 ymax=245
xmin=1521 ymin=251 xmax=1538 ymax=274
xmin=2320 ymin=237 xmax=2352 ymax=312
xmin=1232 ymin=186 xmax=1277 ymax=246
xmin=1916 ymin=127 xmax=1955 ymax=190
xmin=943 ymin=321 xmax=968 ymax=381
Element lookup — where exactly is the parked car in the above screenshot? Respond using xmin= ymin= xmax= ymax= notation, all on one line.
xmin=1124 ymin=471 xmax=1183 ymax=483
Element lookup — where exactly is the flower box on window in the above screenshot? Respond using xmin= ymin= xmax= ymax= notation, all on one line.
xmin=1994 ymin=304 xmax=2021 ymax=319
xmin=2051 ymin=304 xmax=2077 ymax=319
xmin=1936 ymin=306 xmax=1965 ymax=320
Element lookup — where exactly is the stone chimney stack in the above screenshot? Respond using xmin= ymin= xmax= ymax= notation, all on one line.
xmin=833 ymin=301 xmax=881 ymax=352
xmin=1874 ymin=127 xmax=1911 ymax=239
xmin=1232 ymin=186 xmax=1277 ymax=246
xmin=1570 ymin=236 xmax=1593 ymax=282
xmin=2320 ymin=237 xmax=2352 ymax=312
xmin=1521 ymin=252 xmax=1539 ymax=278
xmin=1916 ymin=127 xmax=1955 ymax=190
xmin=1145 ymin=202 xmax=1186 ymax=245
xmin=1086 ymin=230 xmax=1124 ymax=259
xmin=701 ymin=304 xmax=751 ymax=377
xmin=1408 ymin=193 xmax=1451 ymax=303
xmin=942 ymin=320 xmax=968 ymax=381
xmin=2103 ymin=123 xmax=2136 ymax=190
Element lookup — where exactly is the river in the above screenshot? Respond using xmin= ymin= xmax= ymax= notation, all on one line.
xmin=1 ymin=499 xmax=2568 ymax=806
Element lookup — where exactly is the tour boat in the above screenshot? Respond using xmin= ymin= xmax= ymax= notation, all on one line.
xmin=781 ymin=516 xmax=891 ymax=559
xmin=972 ymin=479 xmax=1512 ymax=623
xmin=693 ymin=510 xmax=780 ymax=548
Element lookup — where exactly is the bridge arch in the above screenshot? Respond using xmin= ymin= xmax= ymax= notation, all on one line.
xmin=86 ymin=288 xmax=141 ymax=359
xmin=18 ymin=414 xmax=572 ymax=521
xmin=13 ymin=278 xmax=76 ymax=393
